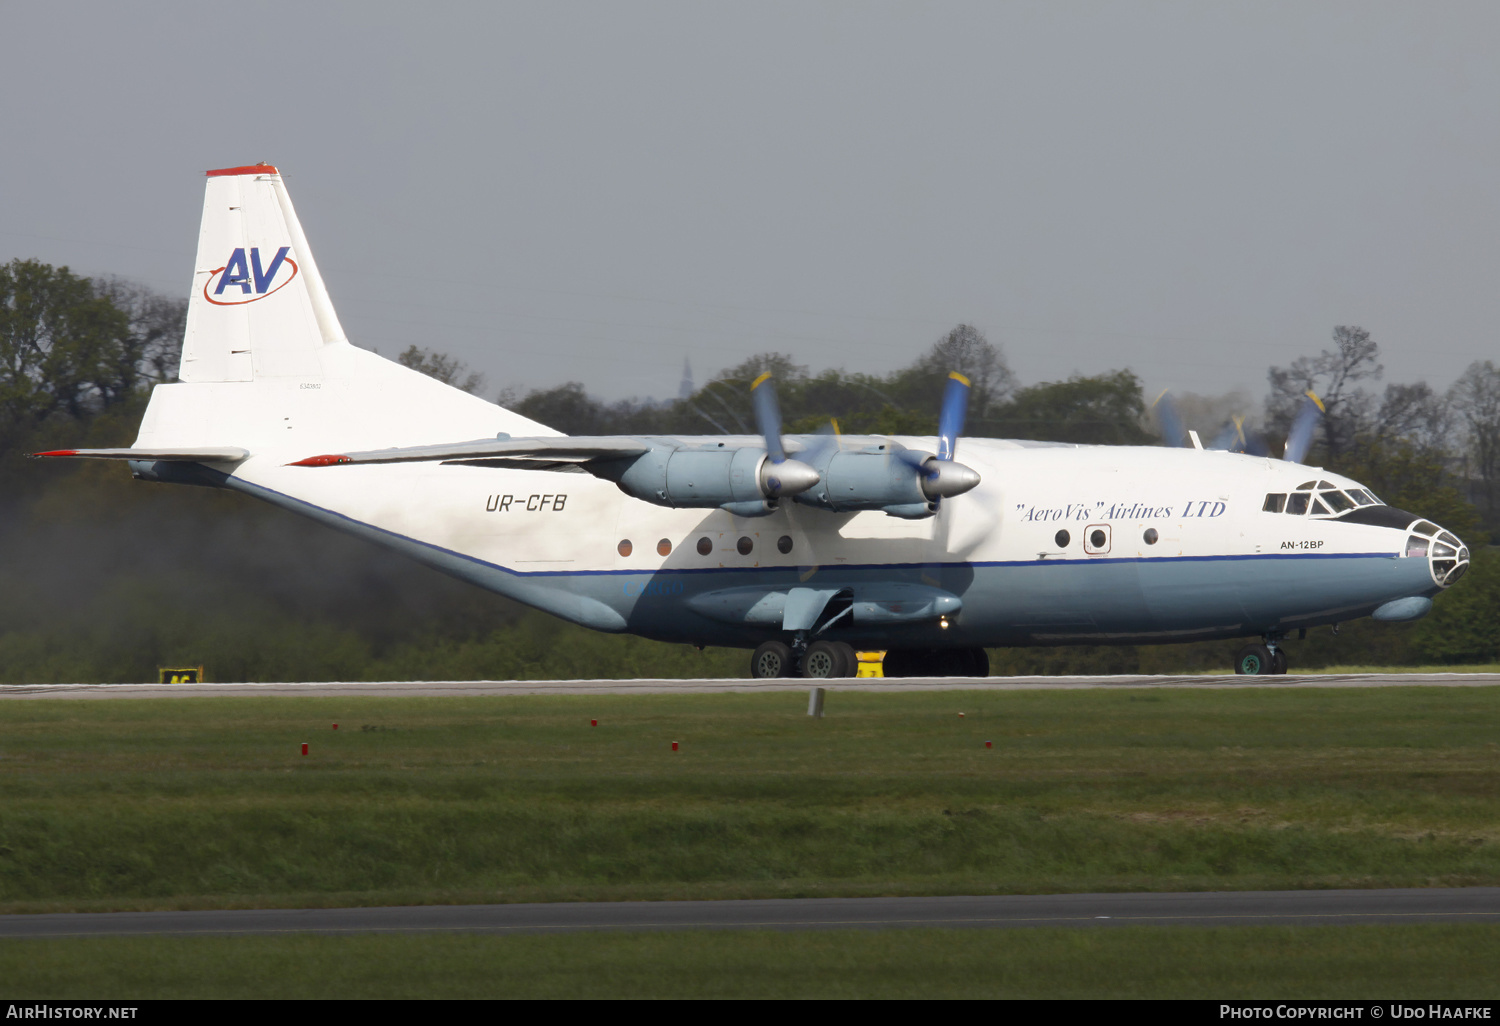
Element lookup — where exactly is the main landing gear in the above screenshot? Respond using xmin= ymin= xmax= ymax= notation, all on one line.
xmin=748 ymin=641 xmax=991 ymax=679
xmin=1234 ymin=635 xmax=1290 ymax=675
xmin=750 ymin=638 xmax=858 ymax=679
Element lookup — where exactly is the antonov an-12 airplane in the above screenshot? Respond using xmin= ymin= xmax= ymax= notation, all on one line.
xmin=31 ymin=165 xmax=1471 ymax=678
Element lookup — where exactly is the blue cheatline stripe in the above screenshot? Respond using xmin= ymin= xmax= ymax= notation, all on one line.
xmin=223 ymin=473 xmax=1399 ymax=581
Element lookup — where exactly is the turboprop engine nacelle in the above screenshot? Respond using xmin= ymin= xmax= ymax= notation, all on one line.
xmin=607 ymin=445 xmax=821 ymax=517
xmin=793 ymin=445 xmax=981 ymax=518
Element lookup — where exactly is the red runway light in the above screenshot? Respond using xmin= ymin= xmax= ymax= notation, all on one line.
xmin=301 ymin=743 xmax=309 ymax=755
xmin=671 ymin=741 xmax=678 ymax=751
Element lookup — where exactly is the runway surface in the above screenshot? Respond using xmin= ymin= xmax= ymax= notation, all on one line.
xmin=1 ymin=672 xmax=1497 ymax=699
xmin=3 ymin=889 xmax=1497 ymax=938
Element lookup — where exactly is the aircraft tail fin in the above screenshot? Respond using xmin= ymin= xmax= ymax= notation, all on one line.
xmin=128 ymin=164 xmax=556 ymax=457
xmin=180 ymin=164 xmax=346 ymax=383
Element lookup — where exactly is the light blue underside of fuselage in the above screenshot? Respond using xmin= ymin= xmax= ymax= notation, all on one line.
xmin=198 ymin=467 xmax=1437 ymax=651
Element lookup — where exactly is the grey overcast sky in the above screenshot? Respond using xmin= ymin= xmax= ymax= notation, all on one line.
xmin=2 ymin=1 xmax=1497 ymax=407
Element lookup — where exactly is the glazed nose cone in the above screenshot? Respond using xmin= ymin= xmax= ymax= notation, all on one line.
xmin=1426 ymin=525 xmax=1470 ymax=587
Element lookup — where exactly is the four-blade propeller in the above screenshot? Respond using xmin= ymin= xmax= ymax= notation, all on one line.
xmin=892 ymin=372 xmax=982 ymax=501
xmin=1153 ymin=389 xmax=1322 ymax=464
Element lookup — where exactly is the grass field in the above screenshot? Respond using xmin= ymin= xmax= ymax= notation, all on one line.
xmin=3 ymin=923 xmax=1498 ymax=999
xmin=1 ymin=687 xmax=1497 ymax=913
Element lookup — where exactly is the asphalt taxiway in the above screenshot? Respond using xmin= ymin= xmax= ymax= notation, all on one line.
xmin=0 ymin=672 xmax=1497 ymax=699
xmin=1 ymin=889 xmax=1497 ymax=937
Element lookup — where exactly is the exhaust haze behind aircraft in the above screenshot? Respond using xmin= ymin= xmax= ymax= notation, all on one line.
xmin=31 ymin=165 xmax=1470 ymax=679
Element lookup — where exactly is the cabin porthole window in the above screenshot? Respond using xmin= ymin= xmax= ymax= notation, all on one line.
xmin=617 ymin=539 xmax=632 ymax=557
xmin=696 ymin=536 xmax=713 ymax=556
xmin=777 ymin=535 xmax=793 ymax=554
xmin=1143 ymin=528 xmax=1158 ymax=545
xmin=657 ymin=539 xmax=672 ymax=557
xmin=737 ymin=536 xmax=754 ymax=555
xmin=1055 ymin=530 xmax=1070 ymax=548
xmin=1083 ymin=524 xmax=1112 ymax=555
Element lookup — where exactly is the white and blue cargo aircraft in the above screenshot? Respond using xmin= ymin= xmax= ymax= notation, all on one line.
xmin=31 ymin=165 xmax=1472 ymax=678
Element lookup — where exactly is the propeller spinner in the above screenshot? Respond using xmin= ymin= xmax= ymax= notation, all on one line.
xmin=749 ymin=372 xmax=820 ymax=498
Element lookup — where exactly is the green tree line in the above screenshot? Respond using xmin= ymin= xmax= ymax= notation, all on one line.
xmin=1 ymin=257 xmax=1495 ymax=681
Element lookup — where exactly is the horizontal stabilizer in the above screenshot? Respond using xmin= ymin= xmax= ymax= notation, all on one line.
xmin=27 ymin=447 xmax=250 ymax=462
xmin=287 ymin=436 xmax=651 ymax=467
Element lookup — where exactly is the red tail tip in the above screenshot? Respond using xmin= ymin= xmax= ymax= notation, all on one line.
xmin=28 ymin=449 xmax=78 ymax=459
xmin=288 ymin=454 xmax=351 ymax=467
xmin=206 ymin=164 xmax=279 ymax=178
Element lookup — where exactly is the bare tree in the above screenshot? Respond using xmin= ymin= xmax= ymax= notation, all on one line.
xmin=1376 ymin=381 xmax=1451 ymax=456
xmin=1266 ymin=326 xmax=1382 ymax=464
xmin=917 ymin=324 xmax=1014 ymax=412
xmin=1450 ymin=360 xmax=1500 ymax=524
xmin=92 ymin=276 xmax=187 ymax=388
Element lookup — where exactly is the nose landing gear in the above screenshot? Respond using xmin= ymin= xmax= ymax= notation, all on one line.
xmin=1234 ymin=635 xmax=1289 ymax=675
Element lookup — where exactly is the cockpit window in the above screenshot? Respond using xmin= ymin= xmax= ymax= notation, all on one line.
xmin=1287 ymin=492 xmax=1310 ymax=515
xmin=1406 ymin=536 xmax=1429 ymax=558
xmin=1439 ymin=531 xmax=1460 ymax=547
xmin=1348 ymin=489 xmax=1376 ymax=506
xmin=1316 ymin=480 xmax=1335 ymax=489
xmin=1263 ymin=493 xmax=1287 ymax=513
xmin=1414 ymin=520 xmax=1440 ymax=536
xmin=1296 ymin=481 xmax=1317 ymax=490
xmin=1320 ymin=490 xmax=1355 ymax=513
xmin=1309 ymin=496 xmax=1331 ymax=515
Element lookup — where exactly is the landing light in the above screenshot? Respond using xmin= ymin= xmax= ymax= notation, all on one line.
xmin=939 ymin=616 xmax=950 ymax=630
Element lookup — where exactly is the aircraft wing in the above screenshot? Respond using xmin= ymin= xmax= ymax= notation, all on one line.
xmin=28 ymin=447 xmax=250 ymax=462
xmin=287 ymin=436 xmax=652 ymax=467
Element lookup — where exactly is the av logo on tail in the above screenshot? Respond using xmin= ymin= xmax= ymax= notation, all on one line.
xmin=205 ymin=246 xmax=298 ymax=305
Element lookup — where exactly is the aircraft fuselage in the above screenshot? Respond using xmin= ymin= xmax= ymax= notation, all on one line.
xmin=157 ymin=436 xmax=1454 ymax=651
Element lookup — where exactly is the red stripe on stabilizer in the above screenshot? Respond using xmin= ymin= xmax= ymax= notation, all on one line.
xmin=206 ymin=164 xmax=279 ymax=178
xmin=287 ymin=454 xmax=351 ymax=467
xmin=28 ymin=449 xmax=79 ymax=458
